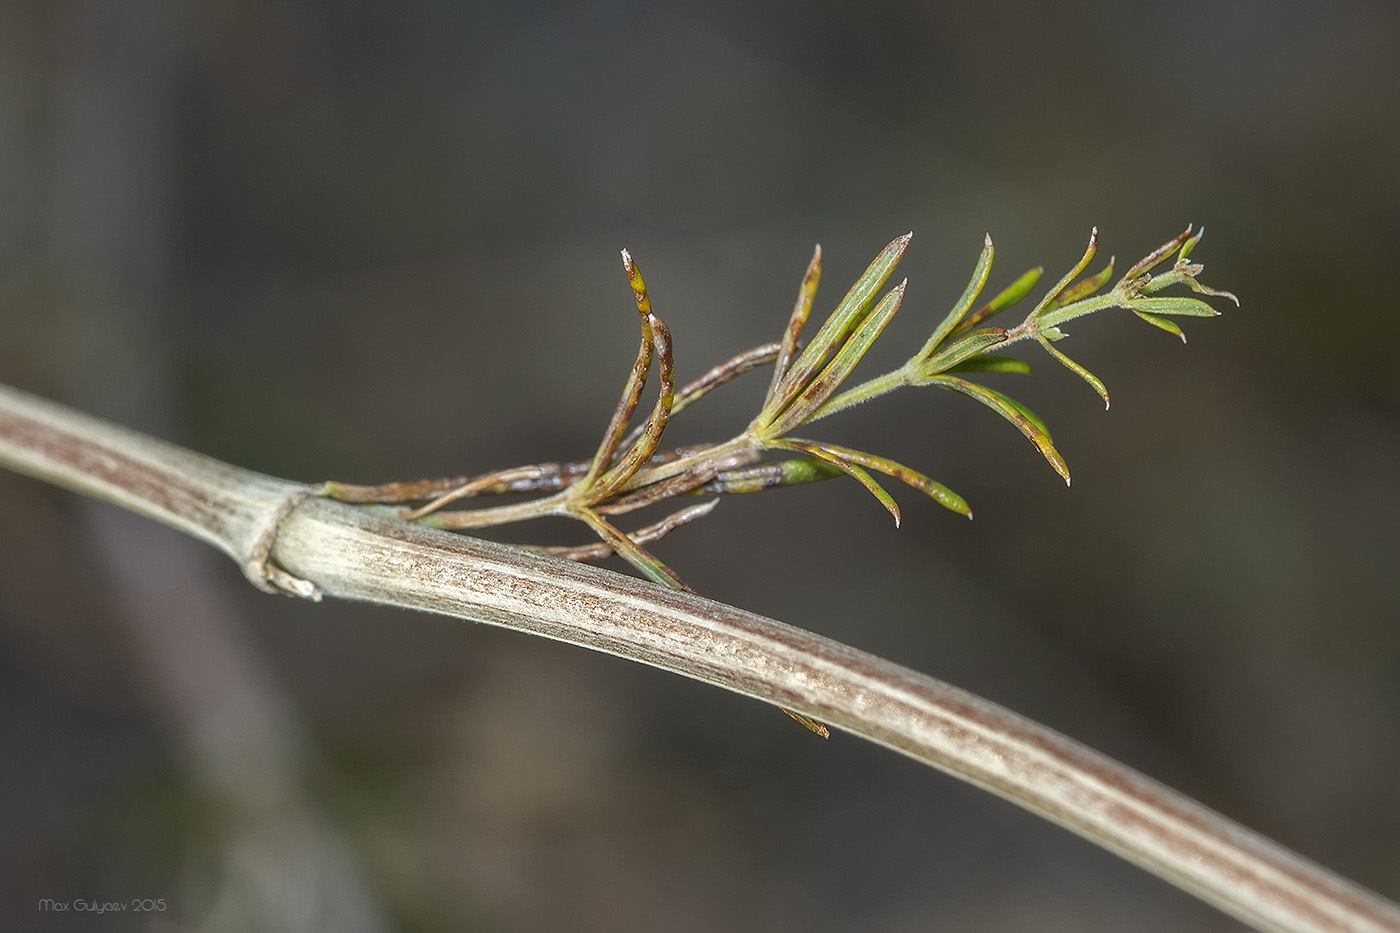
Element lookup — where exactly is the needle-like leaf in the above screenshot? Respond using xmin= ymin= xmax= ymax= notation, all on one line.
xmin=917 ymin=328 xmax=1009 ymax=377
xmin=768 ymin=281 xmax=906 ymax=436
xmin=927 ymin=376 xmax=1070 ymax=484
xmin=765 ymin=245 xmax=823 ymax=406
xmin=762 ymin=233 xmax=910 ymax=423
xmin=586 ymin=249 xmax=656 ymax=484
xmin=769 ymin=438 xmax=903 ymax=526
xmin=576 ymin=508 xmax=693 ymax=591
xmin=1037 ymin=335 xmax=1111 ymax=410
xmin=1032 ymin=228 xmax=1099 ymax=317
xmin=596 ymin=256 xmax=678 ymax=497
xmin=1048 ymin=258 xmax=1115 ymax=309
xmin=945 ymin=353 xmax=1032 ymax=375
xmin=1133 ymin=310 xmax=1187 ymax=342
xmin=948 ymin=265 xmax=1044 ymax=340
xmin=781 ymin=438 xmax=971 ymax=518
xmin=1118 ymin=224 xmax=1193 ymax=285
xmin=914 ymin=234 xmax=994 ymax=362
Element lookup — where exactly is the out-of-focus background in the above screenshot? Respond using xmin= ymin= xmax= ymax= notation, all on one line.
xmin=2 ymin=1 xmax=1398 ymax=930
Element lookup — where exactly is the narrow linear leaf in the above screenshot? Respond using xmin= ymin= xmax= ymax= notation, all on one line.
xmin=765 ymin=233 xmax=910 ymax=421
xmin=576 ymin=508 xmax=693 ymax=591
xmin=949 ymin=266 xmax=1044 ymax=340
xmin=1133 ymin=310 xmax=1187 ymax=342
xmin=1129 ymin=296 xmax=1221 ymax=317
xmin=918 ymin=328 xmax=1009 ymax=377
xmin=945 ymin=353 xmax=1032 ymax=375
xmin=926 ymin=376 xmax=1070 ymax=484
xmin=1037 ymin=336 xmax=1110 ymax=410
xmin=597 ymin=311 xmax=677 ymax=496
xmin=769 ymin=281 xmax=906 ymax=436
xmin=586 ymin=250 xmax=656 ymax=482
xmin=769 ymin=438 xmax=902 ymax=527
xmin=1178 ymin=226 xmax=1204 ymax=261
xmin=1119 ymin=224 xmax=1193 ymax=285
xmin=1179 ymin=276 xmax=1240 ymax=305
xmin=782 ymin=438 xmax=971 ymax=518
xmin=1049 ymin=258 xmax=1115 ymax=309
xmin=538 ymin=499 xmax=719 ymax=561
xmin=915 ymin=234 xmax=994 ymax=362
xmin=780 ymin=708 xmax=831 ymax=738
xmin=765 ymin=245 xmax=823 ymax=406
xmin=700 ymin=458 xmax=844 ymax=495
xmin=1033 ymin=228 xmax=1099 ymax=316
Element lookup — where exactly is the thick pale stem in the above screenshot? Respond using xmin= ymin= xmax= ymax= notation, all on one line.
xmin=1 ymin=381 xmax=1398 ymax=933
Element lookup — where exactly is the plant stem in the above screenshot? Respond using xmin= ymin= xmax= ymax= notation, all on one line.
xmin=1 ymin=381 xmax=1397 ymax=933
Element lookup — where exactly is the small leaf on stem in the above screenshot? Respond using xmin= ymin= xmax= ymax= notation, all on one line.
xmin=1133 ymin=310 xmax=1187 ymax=342
xmin=927 ymin=376 xmax=1070 ymax=484
xmin=764 ymin=233 xmax=910 ymax=422
xmin=1118 ymin=224 xmax=1193 ymax=285
xmin=769 ymin=281 xmax=906 ymax=435
xmin=1037 ymin=336 xmax=1111 ymax=410
xmin=1032 ymin=228 xmax=1099 ymax=316
xmin=949 ymin=266 xmax=1044 ymax=340
xmin=770 ymin=438 xmax=903 ymax=526
xmin=945 ymin=353 xmax=1032 ymax=375
xmin=766 ymin=245 xmax=823 ymax=406
xmin=915 ymin=234 xmax=994 ymax=362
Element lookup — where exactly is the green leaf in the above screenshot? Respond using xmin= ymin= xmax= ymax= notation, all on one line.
xmin=764 ymin=233 xmax=910 ymax=421
xmin=914 ymin=235 xmax=994 ymax=362
xmin=944 ymin=353 xmax=1032 ymax=375
xmin=1048 ymin=258 xmax=1115 ymax=309
xmin=1177 ymin=226 xmax=1204 ymax=262
xmin=781 ymin=438 xmax=972 ymax=518
xmin=769 ymin=438 xmax=903 ymax=526
xmin=949 ymin=266 xmax=1044 ymax=339
xmin=1037 ymin=336 xmax=1110 ymax=410
xmin=1032 ymin=228 xmax=1099 ymax=316
xmin=769 ymin=281 xmax=906 ymax=435
xmin=1133 ymin=310 xmax=1187 ymax=342
xmin=1129 ymin=296 xmax=1220 ymax=317
xmin=917 ymin=328 xmax=1009 ymax=377
xmin=926 ymin=376 xmax=1070 ymax=484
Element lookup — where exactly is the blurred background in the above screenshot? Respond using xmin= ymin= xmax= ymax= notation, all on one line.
xmin=2 ymin=0 xmax=1398 ymax=930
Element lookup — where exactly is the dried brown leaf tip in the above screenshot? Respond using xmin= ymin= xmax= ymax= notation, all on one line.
xmin=323 ymin=224 xmax=1232 ymax=586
